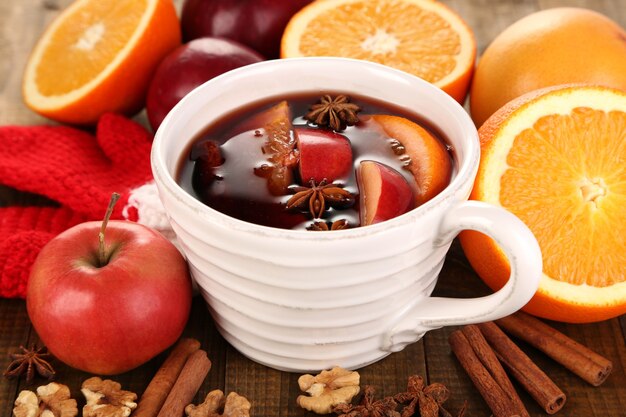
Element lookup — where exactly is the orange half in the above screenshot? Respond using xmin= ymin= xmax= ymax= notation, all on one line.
xmin=460 ymin=85 xmax=626 ymax=323
xmin=281 ymin=0 xmax=476 ymax=103
xmin=23 ymin=0 xmax=180 ymax=125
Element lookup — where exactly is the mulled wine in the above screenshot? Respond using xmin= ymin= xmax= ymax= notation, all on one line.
xmin=177 ymin=93 xmax=453 ymax=230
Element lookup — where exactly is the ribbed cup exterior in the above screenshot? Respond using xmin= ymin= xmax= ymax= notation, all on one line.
xmin=167 ymin=201 xmax=452 ymax=371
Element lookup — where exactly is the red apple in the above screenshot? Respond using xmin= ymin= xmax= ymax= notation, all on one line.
xmin=26 ymin=197 xmax=192 ymax=375
xmin=181 ymin=0 xmax=313 ymax=58
xmin=146 ymin=37 xmax=264 ymax=131
xmin=295 ymin=127 xmax=353 ymax=184
xmin=357 ymin=161 xmax=414 ymax=226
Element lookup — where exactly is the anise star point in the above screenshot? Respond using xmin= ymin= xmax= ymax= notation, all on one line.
xmin=3 ymin=344 xmax=55 ymax=382
xmin=331 ymin=376 xmax=465 ymax=417
xmin=307 ymin=219 xmax=350 ymax=231
xmin=286 ymin=179 xmax=355 ymax=219
xmin=305 ymin=94 xmax=362 ymax=131
xmin=333 ymin=385 xmax=400 ymax=417
xmin=394 ymin=375 xmax=464 ymax=417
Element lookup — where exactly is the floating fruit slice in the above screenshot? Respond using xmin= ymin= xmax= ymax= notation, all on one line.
xmin=22 ymin=0 xmax=181 ymax=125
xmin=280 ymin=0 xmax=476 ymax=103
xmin=247 ymin=101 xmax=298 ymax=195
xmin=364 ymin=114 xmax=451 ymax=206
xmin=236 ymin=100 xmax=291 ymax=134
xmin=295 ymin=127 xmax=353 ymax=184
xmin=460 ymin=85 xmax=626 ymax=323
xmin=357 ymin=160 xmax=414 ymax=226
xmin=191 ymin=139 xmax=223 ymax=191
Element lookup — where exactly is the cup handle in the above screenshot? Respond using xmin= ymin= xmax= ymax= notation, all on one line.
xmin=382 ymin=200 xmax=542 ymax=352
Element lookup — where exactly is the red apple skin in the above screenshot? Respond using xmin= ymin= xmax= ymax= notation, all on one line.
xmin=296 ymin=127 xmax=353 ymax=184
xmin=26 ymin=221 xmax=192 ymax=375
xmin=358 ymin=161 xmax=414 ymax=226
xmin=146 ymin=37 xmax=264 ymax=131
xmin=181 ymin=0 xmax=313 ymax=58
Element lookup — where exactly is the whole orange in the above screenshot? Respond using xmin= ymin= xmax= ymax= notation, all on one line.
xmin=469 ymin=8 xmax=626 ymax=127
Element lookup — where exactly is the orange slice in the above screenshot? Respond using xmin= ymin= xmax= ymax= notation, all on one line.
xmin=364 ymin=114 xmax=452 ymax=206
xmin=280 ymin=0 xmax=476 ymax=103
xmin=460 ymin=85 xmax=626 ymax=323
xmin=23 ymin=0 xmax=180 ymax=125
xmin=242 ymin=101 xmax=297 ymax=195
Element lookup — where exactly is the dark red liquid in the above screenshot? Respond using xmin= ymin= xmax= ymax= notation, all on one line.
xmin=177 ymin=93 xmax=453 ymax=230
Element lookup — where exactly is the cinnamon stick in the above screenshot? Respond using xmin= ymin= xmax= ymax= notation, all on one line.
xmin=477 ymin=322 xmax=566 ymax=414
xmin=461 ymin=325 xmax=529 ymax=417
xmin=156 ymin=349 xmax=212 ymax=417
xmin=496 ymin=311 xmax=612 ymax=386
xmin=134 ymin=338 xmax=201 ymax=417
xmin=449 ymin=329 xmax=523 ymax=417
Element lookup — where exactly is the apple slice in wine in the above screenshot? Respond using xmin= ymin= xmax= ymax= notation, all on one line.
xmin=295 ymin=127 xmax=353 ymax=184
xmin=363 ymin=115 xmax=451 ymax=206
xmin=357 ymin=160 xmax=414 ymax=226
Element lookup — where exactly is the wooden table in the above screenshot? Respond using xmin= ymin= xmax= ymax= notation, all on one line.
xmin=1 ymin=1 xmax=625 ymax=416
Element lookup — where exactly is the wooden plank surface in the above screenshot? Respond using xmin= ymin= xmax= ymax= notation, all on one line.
xmin=1 ymin=1 xmax=625 ymax=416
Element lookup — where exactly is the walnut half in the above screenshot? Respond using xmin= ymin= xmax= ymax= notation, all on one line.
xmin=185 ymin=390 xmax=251 ymax=417
xmin=297 ymin=367 xmax=360 ymax=414
xmin=81 ymin=377 xmax=137 ymax=417
xmin=13 ymin=382 xmax=78 ymax=417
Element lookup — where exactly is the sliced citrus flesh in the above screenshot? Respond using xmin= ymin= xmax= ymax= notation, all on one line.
xmin=364 ymin=114 xmax=452 ymax=206
xmin=281 ymin=0 xmax=476 ymax=103
xmin=460 ymin=85 xmax=626 ymax=323
xmin=23 ymin=0 xmax=180 ymax=125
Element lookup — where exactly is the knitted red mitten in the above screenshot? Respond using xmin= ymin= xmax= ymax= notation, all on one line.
xmin=0 ymin=113 xmax=172 ymax=235
xmin=0 ymin=206 xmax=88 ymax=298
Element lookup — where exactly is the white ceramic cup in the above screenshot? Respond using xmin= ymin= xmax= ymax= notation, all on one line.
xmin=152 ymin=58 xmax=542 ymax=372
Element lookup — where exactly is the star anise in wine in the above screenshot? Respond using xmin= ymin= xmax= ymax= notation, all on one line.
xmin=305 ymin=95 xmax=362 ymax=131
xmin=333 ymin=385 xmax=400 ymax=417
xmin=3 ymin=344 xmax=55 ymax=382
xmin=286 ymin=179 xmax=355 ymax=218
xmin=307 ymin=219 xmax=350 ymax=231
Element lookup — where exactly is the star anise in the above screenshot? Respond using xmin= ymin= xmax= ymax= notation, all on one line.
xmin=305 ymin=95 xmax=362 ymax=131
xmin=394 ymin=375 xmax=465 ymax=417
xmin=333 ymin=385 xmax=400 ymax=417
xmin=307 ymin=219 xmax=350 ymax=231
xmin=286 ymin=179 xmax=355 ymax=218
xmin=4 ymin=344 xmax=55 ymax=382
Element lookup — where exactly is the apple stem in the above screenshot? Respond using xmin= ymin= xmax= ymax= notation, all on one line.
xmin=99 ymin=192 xmax=120 ymax=267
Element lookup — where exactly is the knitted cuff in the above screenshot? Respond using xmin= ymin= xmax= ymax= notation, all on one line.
xmin=0 ymin=206 xmax=88 ymax=299
xmin=0 ymin=231 xmax=53 ymax=298
xmin=122 ymin=181 xmax=175 ymax=242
